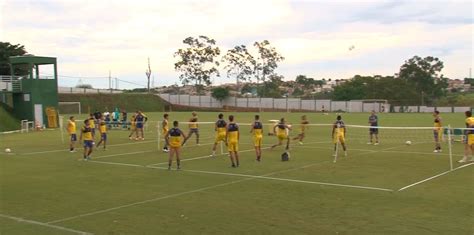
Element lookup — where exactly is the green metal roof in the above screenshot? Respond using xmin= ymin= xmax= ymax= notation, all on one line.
xmin=9 ymin=56 xmax=56 ymax=65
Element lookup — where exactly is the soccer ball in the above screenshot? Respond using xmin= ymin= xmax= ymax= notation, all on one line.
xmin=405 ymin=141 xmax=412 ymax=145
xmin=5 ymin=148 xmax=11 ymax=153
xmin=287 ymin=124 xmax=292 ymax=129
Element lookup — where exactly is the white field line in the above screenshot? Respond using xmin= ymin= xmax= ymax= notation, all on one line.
xmin=148 ymin=166 xmax=394 ymax=192
xmin=46 ymin=161 xmax=326 ymax=225
xmin=0 ymin=213 xmax=92 ymax=235
xmin=146 ymin=147 xmax=272 ymax=167
xmin=145 ymin=140 xmax=331 ymax=167
xmin=20 ymin=140 xmax=156 ymax=155
xmin=92 ymin=151 xmax=154 ymax=160
xmin=398 ymin=162 xmax=474 ymax=191
xmin=299 ymin=145 xmax=465 ymax=157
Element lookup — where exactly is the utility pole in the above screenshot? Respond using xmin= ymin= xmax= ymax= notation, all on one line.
xmin=109 ymin=70 xmax=111 ymax=92
xmin=146 ymin=57 xmax=151 ymax=93
xmin=152 ymin=75 xmax=155 ymax=89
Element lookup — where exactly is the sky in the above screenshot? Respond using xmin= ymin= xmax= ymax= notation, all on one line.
xmin=1 ymin=0 xmax=473 ymax=89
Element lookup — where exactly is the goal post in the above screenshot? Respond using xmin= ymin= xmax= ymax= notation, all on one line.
xmin=58 ymin=102 xmax=81 ymax=115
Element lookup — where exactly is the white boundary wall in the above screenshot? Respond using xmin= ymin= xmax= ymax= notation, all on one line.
xmin=159 ymin=94 xmax=471 ymax=113
xmin=58 ymin=87 xmax=123 ymax=94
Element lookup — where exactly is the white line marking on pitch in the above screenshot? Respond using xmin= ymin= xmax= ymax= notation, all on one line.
xmin=299 ymin=145 xmax=464 ymax=157
xmin=46 ymin=162 xmax=323 ymax=225
xmin=398 ymin=162 xmax=474 ymax=191
xmin=0 ymin=213 xmax=92 ymax=235
xmin=89 ymin=157 xmax=393 ymax=192
xmin=147 ymin=166 xmax=394 ymax=192
xmin=20 ymin=140 xmax=156 ymax=155
xmin=146 ymin=147 xmax=272 ymax=167
xmin=93 ymin=151 xmax=154 ymax=159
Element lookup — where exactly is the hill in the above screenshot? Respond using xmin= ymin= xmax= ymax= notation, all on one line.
xmin=58 ymin=93 xmax=168 ymax=114
xmin=0 ymin=104 xmax=20 ymax=132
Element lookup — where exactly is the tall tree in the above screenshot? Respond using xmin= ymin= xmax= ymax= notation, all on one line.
xmin=253 ymin=40 xmax=284 ymax=84
xmin=211 ymin=87 xmax=230 ymax=101
xmin=0 ymin=42 xmax=29 ymax=75
xmin=222 ymin=45 xmax=255 ymax=92
xmin=398 ymin=56 xmax=447 ymax=104
xmin=174 ymin=36 xmax=220 ymax=87
xmin=258 ymin=74 xmax=284 ymax=98
xmin=295 ymin=75 xmax=316 ymax=87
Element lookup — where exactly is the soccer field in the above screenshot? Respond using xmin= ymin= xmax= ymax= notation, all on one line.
xmin=0 ymin=112 xmax=472 ymax=234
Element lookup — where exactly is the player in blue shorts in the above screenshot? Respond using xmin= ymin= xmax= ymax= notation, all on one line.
xmin=80 ymin=119 xmax=95 ymax=160
xmin=368 ymin=110 xmax=379 ymax=145
xmin=96 ymin=116 xmax=108 ymax=150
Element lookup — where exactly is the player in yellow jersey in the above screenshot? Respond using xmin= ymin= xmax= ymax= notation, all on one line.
xmin=88 ymin=114 xmax=96 ymax=138
xmin=162 ymin=113 xmax=170 ymax=152
xmin=226 ymin=115 xmax=240 ymax=167
xmin=332 ymin=115 xmax=347 ymax=157
xmin=271 ymin=118 xmax=291 ymax=150
xmin=211 ymin=113 xmax=227 ymax=157
xmin=459 ymin=111 xmax=474 ymax=163
xmin=293 ymin=115 xmax=309 ymax=145
xmin=67 ymin=116 xmax=77 ymax=152
xmin=165 ymin=121 xmax=186 ymax=170
xmin=96 ymin=116 xmax=108 ymax=150
xmin=433 ymin=111 xmax=443 ymax=153
xmin=128 ymin=114 xmax=137 ymax=140
xmin=250 ymin=114 xmax=263 ymax=161
xmin=79 ymin=119 xmax=95 ymax=160
xmin=182 ymin=111 xmax=199 ymax=146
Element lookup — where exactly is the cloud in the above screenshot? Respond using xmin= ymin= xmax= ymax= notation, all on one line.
xmin=1 ymin=0 xmax=472 ymax=88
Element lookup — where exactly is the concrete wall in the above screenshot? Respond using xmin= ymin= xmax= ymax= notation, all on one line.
xmin=159 ymin=94 xmax=470 ymax=113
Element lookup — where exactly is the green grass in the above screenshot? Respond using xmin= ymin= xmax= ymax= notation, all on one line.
xmin=0 ymin=112 xmax=473 ymax=234
xmin=58 ymin=93 xmax=167 ymax=113
xmin=0 ymin=105 xmax=20 ymax=132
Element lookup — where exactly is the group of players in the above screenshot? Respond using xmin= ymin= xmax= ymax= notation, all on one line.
xmin=65 ymin=109 xmax=474 ymax=166
xmin=159 ymin=112 xmax=315 ymax=169
xmin=66 ymin=111 xmax=148 ymax=160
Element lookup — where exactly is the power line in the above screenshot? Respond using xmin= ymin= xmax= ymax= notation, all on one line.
xmin=40 ymin=73 xmax=147 ymax=88
xmin=40 ymin=73 xmax=109 ymax=79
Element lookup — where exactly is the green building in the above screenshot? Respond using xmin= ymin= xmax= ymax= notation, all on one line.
xmin=0 ymin=56 xmax=59 ymax=128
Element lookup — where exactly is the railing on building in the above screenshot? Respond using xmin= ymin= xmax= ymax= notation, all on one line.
xmin=0 ymin=76 xmax=23 ymax=93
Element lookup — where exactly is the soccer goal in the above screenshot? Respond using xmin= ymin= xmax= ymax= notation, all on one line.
xmin=58 ymin=102 xmax=82 ymax=115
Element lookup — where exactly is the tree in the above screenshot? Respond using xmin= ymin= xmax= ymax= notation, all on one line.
xmin=291 ymin=87 xmax=304 ymax=97
xmin=211 ymin=87 xmax=230 ymax=101
xmin=398 ymin=56 xmax=447 ymax=105
xmin=332 ymin=76 xmax=369 ymax=101
xmin=222 ymin=45 xmax=256 ymax=91
xmin=240 ymin=83 xmax=254 ymax=94
xmin=253 ymin=40 xmax=284 ymax=84
xmin=0 ymin=42 xmax=29 ymax=75
xmin=174 ymin=36 xmax=220 ymax=88
xmin=258 ymin=74 xmax=284 ymax=98
xmin=295 ymin=75 xmax=315 ymax=87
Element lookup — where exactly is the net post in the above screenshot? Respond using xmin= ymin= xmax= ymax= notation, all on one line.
xmin=157 ymin=121 xmax=161 ymax=151
xmin=59 ymin=115 xmax=65 ymax=144
xmin=447 ymin=124 xmax=453 ymax=171
xmin=333 ymin=126 xmax=339 ymax=163
xmin=220 ymin=141 xmax=224 ymax=155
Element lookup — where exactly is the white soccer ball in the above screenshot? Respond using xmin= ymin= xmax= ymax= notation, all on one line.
xmin=5 ymin=148 xmax=11 ymax=153
xmin=287 ymin=124 xmax=292 ymax=129
xmin=405 ymin=141 xmax=412 ymax=145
